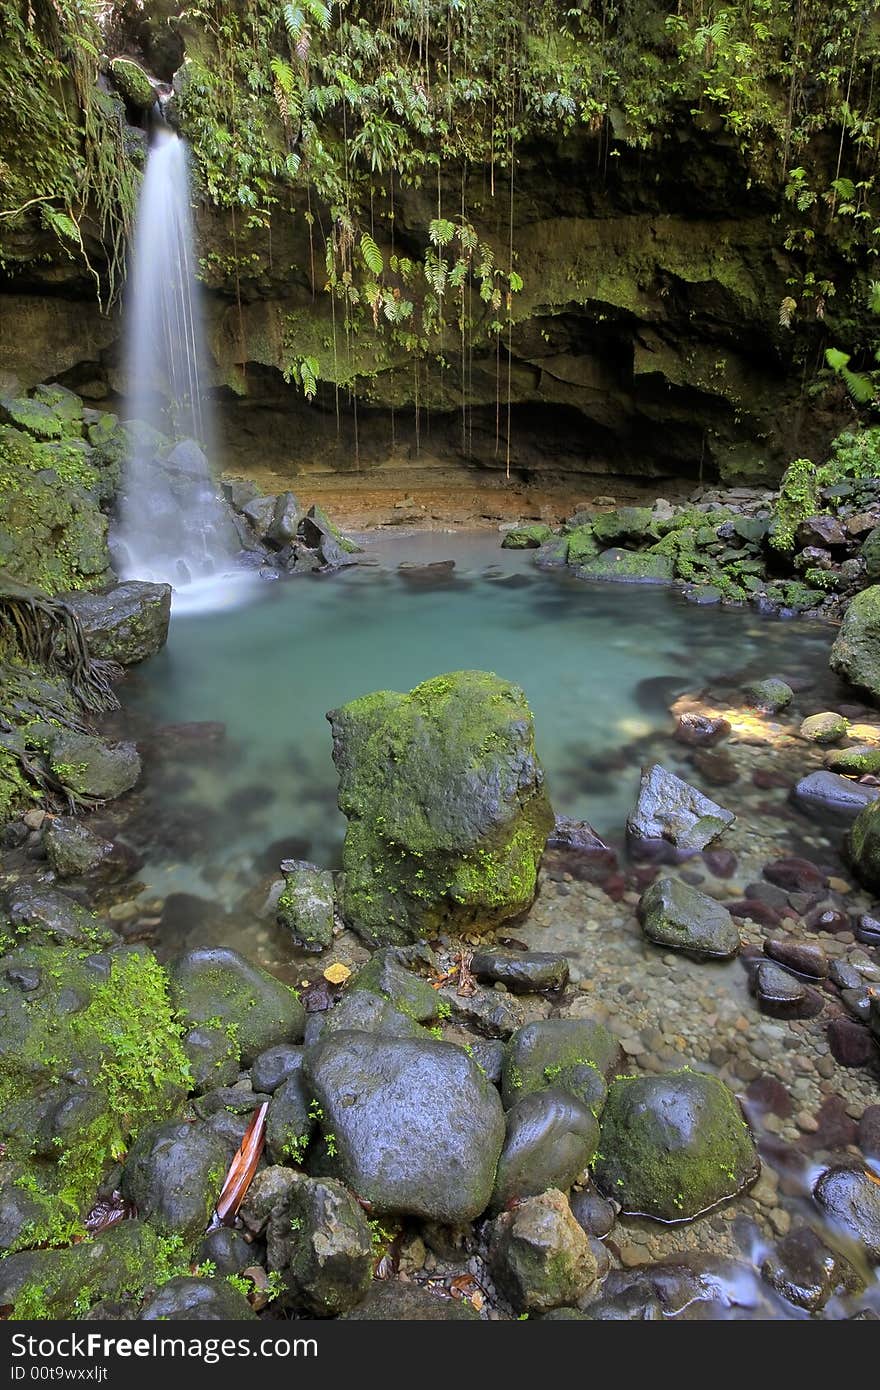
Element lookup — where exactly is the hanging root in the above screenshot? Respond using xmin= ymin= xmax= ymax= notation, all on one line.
xmin=0 ymin=571 xmax=121 ymax=715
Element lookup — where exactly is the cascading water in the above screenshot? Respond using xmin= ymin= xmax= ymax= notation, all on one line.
xmin=113 ymin=126 xmax=237 ymax=591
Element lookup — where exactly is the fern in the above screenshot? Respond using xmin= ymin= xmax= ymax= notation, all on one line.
xmin=428 ymin=218 xmax=455 ymax=248
xmin=825 ymin=347 xmax=875 ymax=404
xmin=360 ymin=232 xmax=384 ymax=276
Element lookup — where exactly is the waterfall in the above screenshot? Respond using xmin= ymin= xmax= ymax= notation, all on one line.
xmin=113 ymin=127 xmax=236 ymax=590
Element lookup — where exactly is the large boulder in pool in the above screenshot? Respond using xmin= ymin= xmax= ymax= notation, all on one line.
xmin=304 ymin=1031 xmax=505 ymax=1222
xmin=62 ymin=581 xmax=172 ymax=665
xmin=830 ymin=585 xmax=880 ymax=702
xmin=328 ymin=671 xmax=554 ymax=946
xmin=849 ymin=799 xmax=880 ymax=892
xmin=594 ymin=1071 xmax=759 ymax=1221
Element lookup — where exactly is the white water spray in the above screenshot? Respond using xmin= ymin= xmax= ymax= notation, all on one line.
xmin=114 ymin=127 xmax=237 ymax=590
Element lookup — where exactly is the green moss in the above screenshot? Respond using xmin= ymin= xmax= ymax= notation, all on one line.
xmin=502 ymin=524 xmax=554 ymax=550
xmin=109 ymin=58 xmax=154 ymax=110
xmin=565 ymin=525 xmax=600 ymax=566
xmin=769 ymin=457 xmax=819 ymax=551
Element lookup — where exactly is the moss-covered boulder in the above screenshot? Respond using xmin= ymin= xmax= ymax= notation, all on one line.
xmin=276 ymin=861 xmax=335 ymax=951
xmin=62 ymin=582 xmax=172 ymax=665
xmin=862 ymin=527 xmax=880 ymax=580
xmin=800 ymin=712 xmax=849 ymax=744
xmin=572 ymin=548 xmax=675 ymax=583
xmin=591 ymin=507 xmax=654 ymax=545
xmin=830 ymin=586 xmax=880 ymax=703
xmin=849 ymin=799 xmax=880 ymax=892
xmin=502 ymin=523 xmax=553 ymax=548
xmin=49 ymin=731 xmax=141 ymax=801
xmin=0 ymin=945 xmax=191 ymax=1250
xmin=501 ymin=1017 xmax=619 ymax=1113
xmin=109 ymin=57 xmax=155 ymax=110
xmin=167 ymin=946 xmax=306 ymax=1065
xmin=594 ymin=1070 xmax=760 ymax=1221
xmin=826 ymin=745 xmax=880 ymax=776
xmin=328 ymin=670 xmax=554 ymax=946
xmin=0 ymin=1220 xmax=166 ymax=1320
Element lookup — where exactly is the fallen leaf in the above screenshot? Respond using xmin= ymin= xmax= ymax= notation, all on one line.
xmin=323 ymin=962 xmax=351 ymax=985
xmin=214 ymin=1101 xmax=268 ymax=1226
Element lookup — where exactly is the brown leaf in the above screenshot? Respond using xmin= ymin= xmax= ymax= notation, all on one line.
xmin=456 ymin=950 xmax=477 ymax=997
xmin=214 ymin=1101 xmax=268 ymax=1226
xmin=85 ymin=1193 xmax=136 ymax=1234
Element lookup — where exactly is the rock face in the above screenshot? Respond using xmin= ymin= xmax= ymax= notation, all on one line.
xmin=266 ymin=1173 xmax=374 ymax=1316
xmin=830 ymin=585 xmax=880 ymax=702
xmin=167 ymin=947 xmax=306 ymax=1064
xmin=62 ymin=582 xmax=172 ymax=665
xmin=639 ymin=877 xmax=740 ymax=959
xmin=627 ymin=764 xmax=735 ymax=850
xmin=328 ymin=671 xmax=554 ymax=945
xmin=304 ymin=1031 xmax=505 ymax=1222
xmin=848 ymin=800 xmax=880 ymax=892
xmin=594 ymin=1071 xmax=760 ymax=1221
xmin=487 ymin=1189 xmax=598 ymax=1313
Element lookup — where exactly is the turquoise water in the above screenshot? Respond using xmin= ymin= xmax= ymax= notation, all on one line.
xmin=117 ymin=530 xmax=835 ymax=906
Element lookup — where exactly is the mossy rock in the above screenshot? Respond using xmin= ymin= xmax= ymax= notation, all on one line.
xmin=167 ymin=946 xmax=306 ymax=1064
xmin=0 ymin=1219 xmax=167 ymax=1320
xmin=329 ymin=670 xmax=554 ymax=946
xmin=861 ymin=526 xmax=880 ymax=580
xmin=0 ymin=945 xmax=192 ymax=1250
xmin=849 ymin=799 xmax=880 ymax=893
xmin=488 ymin=1188 xmax=598 ymax=1314
xmin=825 ymin=744 xmax=880 ymax=776
xmin=32 ymin=384 xmax=84 ymax=435
xmin=0 ymin=396 xmax=66 ymax=440
xmin=276 ymin=862 xmax=335 ymax=951
xmin=572 ymin=548 xmax=675 ymax=583
xmin=501 ymin=1017 xmax=619 ymax=1112
xmin=119 ymin=1120 xmax=230 ymax=1241
xmin=594 ymin=1070 xmax=760 ymax=1221
xmin=265 ymin=1173 xmax=374 ymax=1316
xmin=139 ymin=1275 xmax=257 ymax=1320
xmin=565 ymin=524 xmax=601 ymax=566
xmin=742 ymin=677 xmax=793 ymax=712
xmin=639 ymin=876 xmax=740 ymax=959
xmin=830 ymin=585 xmax=880 ymax=704
xmin=502 ymin=523 xmax=553 ymax=549
xmin=800 ymin=712 xmax=849 ymax=745
xmin=62 ymin=582 xmax=172 ymax=666
xmin=109 ymin=57 xmax=155 ymax=110
xmin=50 ymin=731 xmax=141 ymax=801
xmin=491 ymin=1088 xmax=600 ymax=1210
xmin=349 ymin=947 xmax=440 ymax=1021
xmin=591 ymin=507 xmax=654 ymax=545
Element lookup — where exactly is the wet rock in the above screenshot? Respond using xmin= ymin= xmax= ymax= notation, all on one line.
xmin=2 ymin=882 xmax=114 ymax=948
xmin=793 ymin=770 xmax=879 ymax=822
xmin=241 ymin=495 xmax=277 ymax=539
xmin=50 ymin=732 xmax=141 ymax=801
xmin=573 ymin=548 xmax=674 ymax=582
xmin=491 ymin=1088 xmax=599 ymax=1210
xmin=691 ymin=748 xmax=739 ymax=786
xmin=591 ymin=507 xmax=654 ymax=545
xmin=594 ymin=1070 xmax=759 ymax=1221
xmin=841 ymin=986 xmax=873 ymax=1023
xmin=266 ymin=1172 xmax=373 ymax=1316
xmin=627 ymin=765 xmax=734 ymax=850
xmin=849 ymin=800 xmax=880 ymax=892
xmin=750 ymin=960 xmax=823 ymax=1018
xmin=0 ymin=1221 xmax=161 ymax=1319
xmin=343 ymin=1282 xmax=480 ymax=1319
xmin=329 ymin=671 xmax=554 ymax=946
xmin=265 ymin=1071 xmax=314 ymax=1165
xmin=800 ymin=712 xmax=849 ymax=744
xmin=276 ymin=861 xmax=334 ymax=951
xmin=62 ymin=582 xmax=171 ymax=665
xmin=44 ymin=817 xmax=139 ymax=883
xmin=304 ymin=1031 xmax=505 ymax=1222
xmin=304 ymin=989 xmax=427 ymax=1045
xmin=502 ymin=524 xmax=553 ymax=548
xmin=804 ymin=904 xmax=850 ymax=934
xmin=139 ymin=1276 xmax=256 ymax=1321
xmin=197 ymin=1227 xmax=254 ymax=1276
xmin=743 ymin=677 xmax=793 ymax=712
xmin=763 ymin=857 xmax=827 ymax=892
xmin=858 ymin=1106 xmax=880 ymax=1163
xmin=167 ymin=947 xmax=305 ymax=1064
xmin=569 ymin=1183 xmax=616 ymax=1239
xmin=470 ymin=1038 xmax=505 ymax=1083
xmin=764 ymin=938 xmax=828 ymax=978
xmin=546 ymin=816 xmax=613 ymax=856
xmin=586 ymin=1255 xmax=780 ymax=1320
xmin=639 ymin=876 xmax=739 ymax=959
xmin=265 ymin=491 xmax=300 ymax=546
xmin=827 ymin=1017 xmax=875 ymax=1067
xmin=239 ymin=1166 xmax=299 ymax=1236
xmin=488 ymin=1188 xmax=597 ymax=1313
xmin=470 ymin=948 xmax=569 ymax=993
xmin=856 ymin=913 xmax=880 ymax=946
xmin=436 ymin=983 xmax=524 ymax=1039
xmin=861 ymin=526 xmax=880 ymax=578
xmin=350 ymin=947 xmax=439 ymax=1020
xmin=501 ymin=1017 xmax=619 ymax=1112
xmin=825 ymin=745 xmax=880 ymax=775
xmin=119 ymin=1121 xmax=230 ymax=1240
xmin=797 ymin=515 xmax=847 ymax=548
xmin=813 ymin=1167 xmax=880 ymax=1263
xmin=534 ymin=536 xmax=571 ymax=569
xmin=831 ymin=585 xmax=880 ymax=702
xmin=181 ymin=1024 xmax=240 ymax=1092
xmin=250 ymin=1044 xmax=304 ymax=1094
xmin=703 ymin=848 xmax=737 ymax=878
xmin=830 ymin=960 xmax=864 ymax=990
xmin=673 ymin=714 xmax=732 ymax=748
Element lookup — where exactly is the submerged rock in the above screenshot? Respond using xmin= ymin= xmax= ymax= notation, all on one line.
xmin=266 ymin=1173 xmax=373 ymax=1316
xmin=62 ymin=581 xmax=171 ymax=665
xmin=830 ymin=585 xmax=880 ymax=702
xmin=594 ymin=1070 xmax=759 ymax=1221
xmin=470 ymin=947 xmax=569 ymax=993
xmin=304 ymin=1031 xmax=505 ymax=1222
xmin=627 ymin=764 xmax=735 ymax=850
xmin=586 ymin=1255 xmax=780 ymax=1320
xmin=488 ymin=1188 xmax=597 ymax=1313
xmin=167 ymin=947 xmax=305 ymax=1064
xmin=761 ymin=1226 xmax=858 ymax=1313
xmin=328 ymin=670 xmax=554 ymax=946
xmin=639 ymin=876 xmax=740 ymax=959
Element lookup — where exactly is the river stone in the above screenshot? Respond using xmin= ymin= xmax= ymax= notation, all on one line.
xmin=251 ymin=1043 xmax=304 ymax=1094
xmin=239 ymin=1165 xmax=300 ymax=1236
xmin=44 ymin=817 xmax=138 ymax=884
xmin=491 ymin=1087 xmax=599 ymax=1210
xmin=119 ymin=1121 xmax=229 ymax=1240
xmin=825 ymin=744 xmax=880 ymax=775
xmin=50 ymin=732 xmax=141 ymax=801
xmin=242 ymin=495 xmax=277 ymax=539
xmin=849 ymin=800 xmax=880 ymax=892
xmin=62 ymin=582 xmax=171 ymax=665
xmin=569 ymin=1183 xmax=616 ymax=1239
xmin=793 ymin=770 xmax=879 ymax=822
xmin=436 ymin=982 xmax=525 ymax=1039
xmin=139 ymin=1276 xmax=256 ymax=1321
xmin=501 ymin=1017 xmax=618 ymax=1112
xmin=800 ymin=711 xmax=849 ymax=744
xmin=813 ymin=1167 xmax=880 ymax=1264
xmin=304 ymin=1031 xmax=505 ymax=1221
xmin=470 ymin=1038 xmax=505 ymax=1083
xmin=304 ymin=989 xmax=428 ymax=1045
xmin=761 ymin=1226 xmax=854 ymax=1313
xmin=471 ymin=948 xmax=569 ymax=993
xmin=276 ymin=862 xmax=334 ymax=951
xmin=350 ymin=947 xmax=440 ymax=1020
xmin=861 ymin=526 xmax=880 ymax=579
xmin=266 ymin=1172 xmax=373 ymax=1316
xmin=265 ymin=1071 xmax=314 ymax=1165
xmin=167 ymin=947 xmax=305 ymax=1064
xmin=639 ymin=877 xmax=740 ymax=959
xmin=343 ymin=1283 xmax=480 ymax=1319
xmin=743 ymin=677 xmax=794 ymax=712
xmin=594 ymin=1070 xmax=760 ymax=1221
xmin=487 ymin=1188 xmax=598 ymax=1313
xmin=751 ymin=960 xmax=808 ymax=1011
xmin=586 ymin=1255 xmax=780 ymax=1321
xmin=328 ymin=671 xmax=554 ymax=946
xmin=0 ymin=1220 xmax=162 ymax=1320
xmin=627 ymin=764 xmax=735 ymax=850
xmin=197 ymin=1227 xmax=254 ymax=1276
xmin=502 ymin=524 xmax=553 ymax=548
xmin=2 ymin=882 xmax=114 ymax=948
xmin=764 ymin=938 xmax=828 ymax=978
xmin=830 ymin=585 xmax=880 ymax=702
